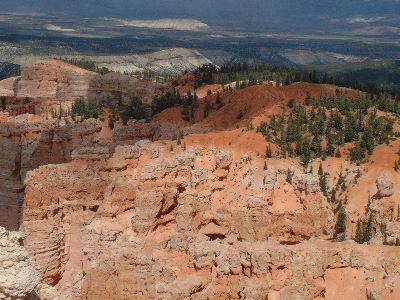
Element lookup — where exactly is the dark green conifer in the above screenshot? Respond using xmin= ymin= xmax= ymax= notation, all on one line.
xmin=334 ymin=207 xmax=347 ymax=241
xmin=355 ymin=220 xmax=364 ymax=244
xmin=364 ymin=214 xmax=373 ymax=242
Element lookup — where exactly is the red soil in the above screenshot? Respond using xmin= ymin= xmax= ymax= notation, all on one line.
xmin=156 ymin=82 xmax=361 ymax=130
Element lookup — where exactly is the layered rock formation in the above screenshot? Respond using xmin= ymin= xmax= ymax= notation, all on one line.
xmin=20 ymin=140 xmax=400 ymax=299
xmin=0 ymin=59 xmax=166 ymax=116
xmin=16 ymin=59 xmax=95 ymax=101
xmin=0 ymin=59 xmax=96 ymax=116
xmin=0 ymin=112 xmax=199 ymax=230
xmin=0 ymin=58 xmax=400 ymax=299
xmin=0 ymin=115 xmax=102 ymax=230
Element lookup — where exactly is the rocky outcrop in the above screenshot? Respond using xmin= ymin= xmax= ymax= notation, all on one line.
xmin=0 ymin=59 xmax=97 ymax=117
xmin=16 ymin=59 xmax=96 ymax=101
xmin=113 ymin=120 xmax=180 ymax=144
xmin=21 ymin=142 xmax=339 ymax=298
xmin=376 ymin=172 xmax=394 ymax=198
xmin=0 ymin=77 xmax=19 ymax=97
xmin=0 ymin=226 xmax=39 ymax=300
xmin=0 ymin=59 xmax=167 ymax=117
xmin=0 ymin=116 xmax=102 ymax=230
xmin=1 ymin=71 xmax=399 ymax=299
xmin=0 ymin=112 xmax=200 ymax=230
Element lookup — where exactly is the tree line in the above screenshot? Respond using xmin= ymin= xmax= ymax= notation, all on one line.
xmin=191 ymin=63 xmax=399 ymax=98
xmin=62 ymin=58 xmax=110 ymax=75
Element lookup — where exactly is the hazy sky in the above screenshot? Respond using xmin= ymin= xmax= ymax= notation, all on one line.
xmin=0 ymin=0 xmax=399 ymax=31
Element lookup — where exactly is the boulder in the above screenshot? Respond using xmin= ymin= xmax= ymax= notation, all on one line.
xmin=376 ymin=172 xmax=394 ymax=198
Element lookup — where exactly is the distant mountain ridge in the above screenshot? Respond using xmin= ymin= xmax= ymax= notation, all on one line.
xmin=1 ymin=0 xmax=399 ymax=33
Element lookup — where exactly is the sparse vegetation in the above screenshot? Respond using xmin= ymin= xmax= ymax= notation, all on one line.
xmin=71 ymin=94 xmax=148 ymax=126
xmin=62 ymin=58 xmax=110 ymax=75
xmin=256 ymin=92 xmax=396 ymax=164
xmin=152 ymin=89 xmax=182 ymax=115
xmin=121 ymin=96 xmax=148 ymax=125
xmin=71 ymin=97 xmax=99 ymax=119
xmin=354 ymin=213 xmax=374 ymax=244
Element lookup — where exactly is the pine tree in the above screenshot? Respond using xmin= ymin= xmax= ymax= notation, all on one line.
xmin=334 ymin=200 xmax=343 ymax=214
xmin=366 ymin=193 xmax=371 ymax=213
xmin=361 ymin=126 xmax=375 ymax=155
xmin=318 ymin=163 xmax=324 ymax=177
xmin=257 ymin=122 xmax=268 ymax=135
xmin=320 ymin=172 xmax=328 ymax=198
xmin=350 ymin=142 xmax=365 ymax=162
xmin=122 ymin=96 xmax=148 ymax=125
xmin=364 ymin=214 xmax=373 ymax=242
xmin=301 ymin=143 xmax=311 ymax=166
xmin=311 ymin=135 xmax=323 ymax=158
xmin=326 ymin=132 xmax=335 ymax=156
xmin=355 ymin=220 xmax=364 ymax=244
xmin=265 ymin=145 xmax=273 ymax=158
xmin=330 ymin=188 xmax=337 ymax=203
xmin=344 ymin=112 xmax=357 ymax=143
xmin=334 ymin=207 xmax=347 ymax=241
xmin=332 ymin=111 xmax=343 ymax=131
xmin=318 ymin=163 xmax=329 ymax=197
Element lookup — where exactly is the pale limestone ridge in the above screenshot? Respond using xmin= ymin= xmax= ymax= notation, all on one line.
xmin=106 ymin=18 xmax=210 ymax=32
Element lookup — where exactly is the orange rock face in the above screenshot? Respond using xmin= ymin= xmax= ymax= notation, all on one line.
xmin=0 ymin=59 xmax=166 ymax=118
xmin=1 ymin=59 xmax=400 ymax=299
xmin=21 ymin=140 xmax=400 ymax=299
xmin=0 ymin=115 xmax=102 ymax=230
xmin=17 ymin=59 xmax=96 ymax=101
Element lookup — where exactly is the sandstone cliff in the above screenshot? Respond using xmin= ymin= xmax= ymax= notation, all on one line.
xmin=21 ymin=140 xmax=400 ymax=299
xmin=0 ymin=113 xmax=197 ymax=230
xmin=0 ymin=115 xmax=102 ymax=230
xmin=1 ymin=59 xmax=400 ymax=299
xmin=0 ymin=59 xmax=166 ymax=117
xmin=16 ymin=59 xmax=96 ymax=101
